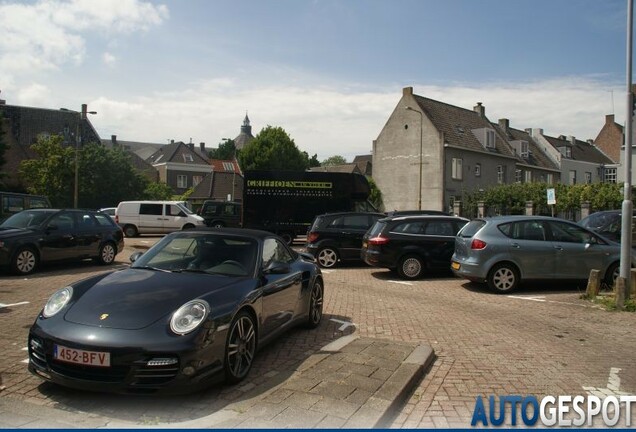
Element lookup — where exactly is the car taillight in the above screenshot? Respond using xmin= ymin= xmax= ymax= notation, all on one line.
xmin=471 ymin=239 xmax=487 ymax=250
xmin=307 ymin=232 xmax=319 ymax=243
xmin=115 ymin=215 xmax=119 ymax=223
xmin=368 ymin=236 xmax=390 ymax=246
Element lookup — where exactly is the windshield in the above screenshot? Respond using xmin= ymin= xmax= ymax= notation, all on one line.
xmin=177 ymin=203 xmax=194 ymax=215
xmin=132 ymin=232 xmax=257 ymax=276
xmin=1 ymin=210 xmax=55 ymax=229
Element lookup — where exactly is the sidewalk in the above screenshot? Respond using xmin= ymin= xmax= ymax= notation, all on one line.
xmin=0 ymin=336 xmax=434 ymax=429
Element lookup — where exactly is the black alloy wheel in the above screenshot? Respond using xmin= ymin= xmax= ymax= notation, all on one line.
xmin=305 ymin=280 xmax=323 ymax=329
xmin=224 ymin=311 xmax=257 ymax=383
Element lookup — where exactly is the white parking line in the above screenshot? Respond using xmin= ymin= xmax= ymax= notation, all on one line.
xmin=0 ymin=301 xmax=30 ymax=309
xmin=507 ymin=295 xmax=546 ymax=302
xmin=388 ymin=280 xmax=413 ymax=286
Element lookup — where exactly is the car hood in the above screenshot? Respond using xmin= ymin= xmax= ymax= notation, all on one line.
xmin=63 ymin=268 xmax=249 ymax=330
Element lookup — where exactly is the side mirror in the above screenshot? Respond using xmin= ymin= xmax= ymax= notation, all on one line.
xmin=299 ymin=252 xmax=316 ymax=262
xmin=263 ymin=261 xmax=291 ymax=275
xmin=129 ymin=251 xmax=144 ymax=263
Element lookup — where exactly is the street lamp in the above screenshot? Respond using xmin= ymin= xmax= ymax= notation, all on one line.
xmin=62 ymin=105 xmax=96 ymax=208
xmin=405 ymin=106 xmax=423 ymax=210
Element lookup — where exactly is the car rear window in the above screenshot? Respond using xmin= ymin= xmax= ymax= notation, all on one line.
xmin=458 ymin=220 xmax=486 ymax=238
xmin=367 ymin=221 xmax=386 ymax=237
xmin=310 ymin=216 xmax=327 ymax=230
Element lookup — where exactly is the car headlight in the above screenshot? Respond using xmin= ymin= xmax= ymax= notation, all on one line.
xmin=43 ymin=286 xmax=73 ymax=318
xmin=170 ymin=300 xmax=210 ymax=335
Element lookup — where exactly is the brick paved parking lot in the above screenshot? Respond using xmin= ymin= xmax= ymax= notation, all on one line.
xmin=1 ymin=237 xmax=635 ymax=427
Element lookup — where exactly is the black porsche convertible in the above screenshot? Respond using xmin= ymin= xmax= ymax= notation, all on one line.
xmin=28 ymin=228 xmax=324 ymax=394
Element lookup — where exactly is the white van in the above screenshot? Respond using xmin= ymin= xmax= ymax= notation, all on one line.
xmin=115 ymin=200 xmax=205 ymax=237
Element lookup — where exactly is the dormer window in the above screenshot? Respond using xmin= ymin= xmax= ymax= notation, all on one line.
xmin=520 ymin=141 xmax=529 ymax=158
xmin=183 ymin=154 xmax=194 ymax=162
xmin=486 ymin=130 xmax=495 ymax=149
xmin=223 ymin=162 xmax=234 ymax=171
xmin=566 ymin=147 xmax=572 ymax=158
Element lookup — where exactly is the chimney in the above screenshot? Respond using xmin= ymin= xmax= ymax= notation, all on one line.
xmin=81 ymin=103 xmax=87 ymax=119
xmin=170 ymin=139 xmax=175 ymax=144
xmin=531 ymin=128 xmax=543 ymax=138
xmin=187 ymin=143 xmax=194 ymax=150
xmin=498 ymin=118 xmax=509 ymax=131
xmin=403 ymin=86 xmax=413 ymax=96
xmin=568 ymin=135 xmax=576 ymax=145
xmin=111 ymin=135 xmax=117 ymax=147
xmin=200 ymin=142 xmax=205 ymax=152
xmin=474 ymin=102 xmax=485 ymax=118
xmin=606 ymin=114 xmax=615 ymax=125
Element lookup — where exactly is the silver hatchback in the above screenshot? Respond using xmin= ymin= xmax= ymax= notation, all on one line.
xmin=451 ymin=215 xmax=631 ymax=293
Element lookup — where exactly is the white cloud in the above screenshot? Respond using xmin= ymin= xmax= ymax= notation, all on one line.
xmin=15 ymin=83 xmax=52 ymax=107
xmin=102 ymin=52 xmax=117 ymax=67
xmin=87 ymin=75 xmax=622 ymax=161
xmin=0 ymin=0 xmax=168 ymax=75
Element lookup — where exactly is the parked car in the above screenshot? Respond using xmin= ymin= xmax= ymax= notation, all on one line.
xmin=451 ymin=215 xmax=633 ymax=293
xmin=306 ymin=211 xmax=385 ymax=268
xmin=115 ymin=200 xmax=205 ymax=237
xmin=385 ymin=209 xmax=449 ymax=217
xmin=198 ymin=200 xmax=242 ymax=228
xmin=0 ymin=191 xmax=51 ymax=223
xmin=0 ymin=209 xmax=124 ymax=275
xmin=28 ymin=228 xmax=324 ymax=394
xmin=578 ymin=210 xmax=636 ymax=245
xmin=98 ymin=207 xmax=116 ymax=217
xmin=361 ymin=215 xmax=469 ymax=279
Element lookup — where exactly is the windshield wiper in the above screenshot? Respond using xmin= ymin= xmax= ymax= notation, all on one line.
xmin=132 ymin=266 xmax=171 ymax=273
xmin=173 ymin=268 xmax=208 ymax=273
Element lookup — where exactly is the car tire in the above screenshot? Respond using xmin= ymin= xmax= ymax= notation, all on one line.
xmin=182 ymin=223 xmax=195 ymax=230
xmin=12 ymin=247 xmax=38 ymax=275
xmin=96 ymin=242 xmax=117 ymax=265
xmin=211 ymin=221 xmax=225 ymax=228
xmin=397 ymin=254 xmax=424 ymax=279
xmin=317 ymin=247 xmax=339 ymax=268
xmin=604 ymin=262 xmax=620 ymax=288
xmin=224 ymin=310 xmax=257 ymax=384
xmin=123 ymin=225 xmax=138 ymax=238
xmin=487 ymin=263 xmax=519 ymax=293
xmin=305 ymin=279 xmax=323 ymax=329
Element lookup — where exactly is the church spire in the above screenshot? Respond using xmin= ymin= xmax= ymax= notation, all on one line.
xmin=241 ymin=111 xmax=251 ymax=135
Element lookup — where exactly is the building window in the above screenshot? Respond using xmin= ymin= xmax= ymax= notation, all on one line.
xmin=604 ymin=167 xmax=617 ymax=183
xmin=451 ymin=158 xmax=463 ymax=180
xmin=474 ymin=163 xmax=481 ymax=177
xmin=193 ymin=175 xmax=203 ymax=187
xmin=497 ymin=165 xmax=505 ymax=184
xmin=525 ymin=170 xmax=532 ymax=183
xmin=565 ymin=147 xmax=572 ymax=158
xmin=223 ymin=162 xmax=235 ymax=171
xmin=520 ymin=141 xmax=529 ymax=158
xmin=177 ymin=175 xmax=188 ymax=188
xmin=486 ymin=130 xmax=495 ymax=149
xmin=183 ymin=154 xmax=194 ymax=162
xmin=569 ymin=170 xmax=577 ymax=185
xmin=546 ymin=173 xmax=553 ymax=185
xmin=515 ymin=169 xmax=522 ymax=183
xmin=585 ymin=172 xmax=592 ymax=184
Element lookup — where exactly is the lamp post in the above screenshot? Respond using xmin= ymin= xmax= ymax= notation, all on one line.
xmin=405 ymin=106 xmax=423 ymax=210
xmin=63 ymin=105 xmax=96 ymax=208
xmin=221 ymin=137 xmax=236 ymax=201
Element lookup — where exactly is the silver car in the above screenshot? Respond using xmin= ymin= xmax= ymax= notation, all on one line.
xmin=451 ymin=215 xmax=631 ymax=293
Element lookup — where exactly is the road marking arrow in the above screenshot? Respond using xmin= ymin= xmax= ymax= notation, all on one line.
xmin=330 ymin=318 xmax=356 ymax=332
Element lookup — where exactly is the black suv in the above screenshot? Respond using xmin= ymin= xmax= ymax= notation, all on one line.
xmin=0 ymin=209 xmax=124 ymax=275
xmin=361 ymin=214 xmax=469 ymax=279
xmin=198 ymin=201 xmax=242 ymax=228
xmin=306 ymin=211 xmax=385 ymax=268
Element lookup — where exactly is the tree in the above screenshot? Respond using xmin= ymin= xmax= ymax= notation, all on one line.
xmin=367 ymin=177 xmax=384 ymax=211
xmin=307 ymin=153 xmax=320 ymax=168
xmin=19 ymin=135 xmax=149 ymax=208
xmin=0 ymin=110 xmax=8 ymax=183
xmin=77 ymin=143 xmax=148 ymax=209
xmin=322 ymin=155 xmax=347 ymax=166
xmin=19 ymin=135 xmax=75 ymax=207
xmin=239 ymin=126 xmax=309 ymax=171
xmin=143 ymin=181 xmax=175 ymax=200
xmin=209 ymin=139 xmax=237 ymax=160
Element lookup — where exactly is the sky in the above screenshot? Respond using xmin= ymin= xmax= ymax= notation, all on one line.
xmin=0 ymin=0 xmax=631 ymax=161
